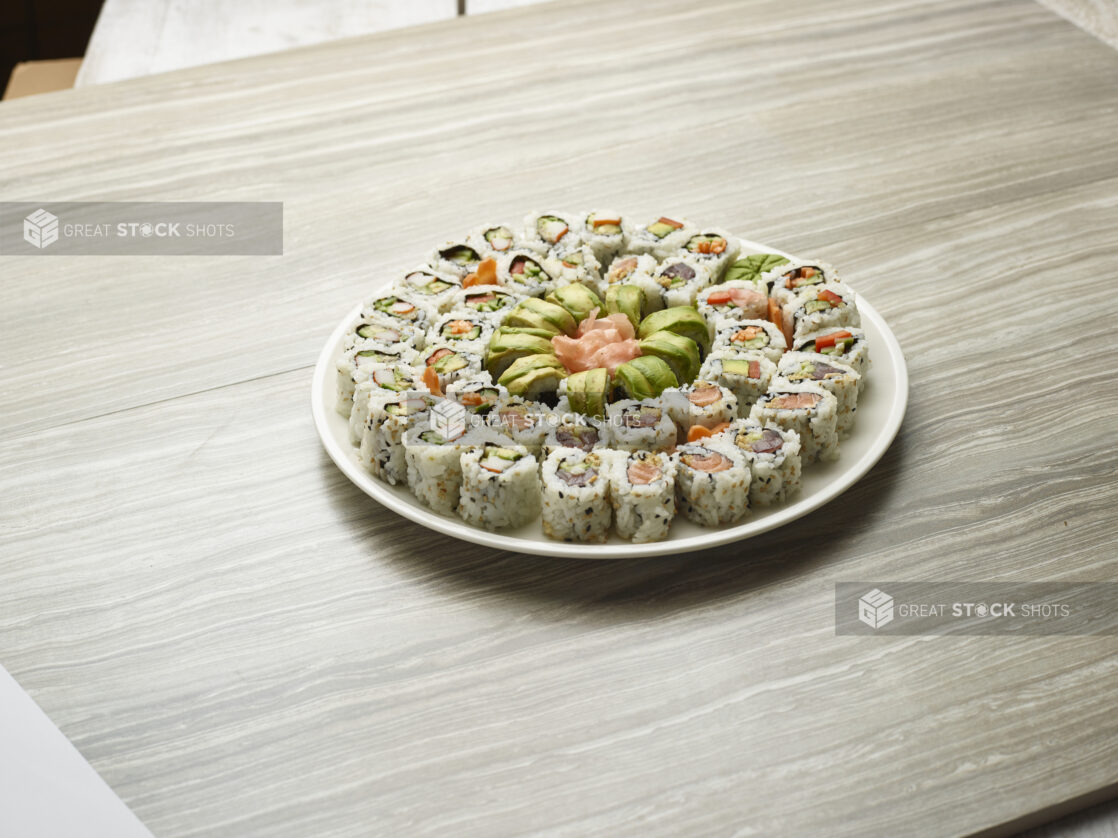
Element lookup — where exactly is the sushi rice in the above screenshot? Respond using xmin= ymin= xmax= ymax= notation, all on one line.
xmin=718 ymin=418 xmax=803 ymax=506
xmin=750 ymin=380 xmax=839 ymax=465
xmin=609 ymin=450 xmax=677 ymax=543
xmin=673 ymin=441 xmax=752 ymax=527
xmin=540 ymin=449 xmax=614 ymax=543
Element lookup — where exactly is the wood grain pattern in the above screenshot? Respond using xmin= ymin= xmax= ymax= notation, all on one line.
xmin=1037 ymin=0 xmax=1118 ymax=48
xmin=2 ymin=0 xmax=1118 ymax=836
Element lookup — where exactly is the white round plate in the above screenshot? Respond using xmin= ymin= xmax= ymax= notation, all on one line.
xmin=312 ymin=239 xmax=908 ymax=558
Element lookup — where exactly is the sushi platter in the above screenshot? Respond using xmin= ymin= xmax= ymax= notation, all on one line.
xmin=313 ymin=213 xmax=908 ymax=558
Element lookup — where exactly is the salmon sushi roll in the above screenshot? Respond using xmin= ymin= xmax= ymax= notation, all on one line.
xmin=764 ymin=259 xmax=841 ymax=308
xmin=782 ymin=282 xmax=860 ymax=343
xmin=628 ymin=215 xmax=695 ymax=260
xmin=605 ymin=399 xmax=677 ymax=453
xmin=497 ymin=249 xmax=559 ymax=298
xmin=711 ymin=319 xmax=786 ymax=364
xmin=429 ymin=240 xmax=484 ymax=278
xmin=522 ymin=211 xmax=583 ymax=255
xmin=663 ymin=380 xmax=738 ymax=442
xmin=579 ymin=210 xmax=629 ymax=267
xmin=540 ymin=449 xmax=613 ymax=543
xmin=722 ymin=419 xmax=802 ymax=506
xmin=457 ymin=442 xmax=540 ymax=530
xmin=468 ymin=223 xmax=520 ymax=258
xmin=673 ymin=442 xmax=751 ymax=527
xmin=750 ymin=382 xmax=838 ymax=464
xmin=681 ymin=228 xmax=741 ymax=282
xmin=698 ymin=281 xmax=769 ymax=328
xmin=655 ymin=257 xmax=713 ymax=308
xmin=609 ymin=450 xmax=677 ymax=543
xmin=391 ymin=267 xmax=462 ymax=314
xmin=698 ymin=352 xmax=776 ymax=416
xmin=777 ymin=352 xmax=861 ymax=437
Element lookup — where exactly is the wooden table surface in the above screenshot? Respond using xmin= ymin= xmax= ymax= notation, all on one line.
xmin=2 ymin=0 xmax=1117 ymax=835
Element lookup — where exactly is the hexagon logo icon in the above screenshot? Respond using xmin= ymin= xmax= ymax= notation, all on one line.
xmin=24 ymin=209 xmax=59 ymax=249
xmin=858 ymin=588 xmax=894 ymax=629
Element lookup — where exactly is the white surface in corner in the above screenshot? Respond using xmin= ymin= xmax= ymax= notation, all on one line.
xmin=0 ymin=667 xmax=153 ymax=838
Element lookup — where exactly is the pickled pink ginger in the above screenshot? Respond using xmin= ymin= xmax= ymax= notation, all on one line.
xmin=552 ymin=308 xmax=641 ymax=373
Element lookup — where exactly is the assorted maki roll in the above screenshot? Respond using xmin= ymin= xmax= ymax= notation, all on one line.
xmin=540 ymin=449 xmax=614 ymax=543
xmin=335 ymin=211 xmax=872 ymax=543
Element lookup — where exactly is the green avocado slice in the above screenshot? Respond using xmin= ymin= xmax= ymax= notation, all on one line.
xmin=613 ymin=356 xmax=678 ymax=401
xmin=545 ymin=284 xmax=604 ymax=324
xmin=486 ymin=330 xmax=555 ymax=379
xmin=638 ymin=330 xmax=701 ymax=385
xmin=504 ymin=298 xmax=578 ymax=336
xmin=637 ymin=306 xmax=712 ymax=356
xmin=565 ymin=368 xmax=611 ymax=418
xmin=605 ymin=284 xmax=644 ymax=330
xmin=498 ymin=354 xmax=567 ymax=399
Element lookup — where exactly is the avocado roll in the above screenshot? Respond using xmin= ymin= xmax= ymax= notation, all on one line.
xmin=543 ymin=416 xmax=607 ymax=460
xmin=628 ymin=215 xmax=695 ymax=260
xmin=722 ymin=419 xmax=802 ymax=507
xmin=601 ymin=253 xmax=662 ymax=315
xmin=490 ymin=396 xmax=553 ymax=455
xmin=362 ymin=291 xmax=431 ymax=330
xmin=673 ymin=442 xmax=751 ymax=527
xmin=776 ymin=352 xmax=861 ymax=437
xmin=447 ymin=284 xmax=525 ymax=324
xmin=391 ymin=267 xmax=462 ymax=314
xmin=360 ymin=394 xmax=436 ymax=484
xmin=546 ymin=244 xmax=603 ymax=295
xmin=698 ymin=351 xmax=776 ymax=416
xmin=750 ymin=381 xmax=838 ymax=465
xmin=681 ymin=229 xmax=741 ymax=282
xmin=522 ymin=210 xmax=582 ymax=255
xmin=793 ymin=327 xmax=869 ymax=385
xmin=697 ymin=280 xmax=768 ymax=325
xmin=445 ymin=376 xmax=507 ymax=418
xmin=605 ymin=399 xmax=677 ymax=453
xmin=420 ymin=344 xmax=483 ymax=391
xmin=334 ymin=339 xmax=420 ymax=418
xmin=467 ymin=223 xmax=520 ymax=258
xmin=765 ymin=260 xmax=841 ymax=308
xmin=579 ymin=210 xmax=629 ymax=267
xmin=430 ymin=311 xmax=495 ymax=352
xmin=663 ymin=380 xmax=738 ymax=441
xmin=404 ymin=424 xmax=482 ymax=516
xmin=429 ymin=240 xmax=484 ymax=278
xmin=711 ymin=319 xmax=787 ymax=364
xmin=783 ymin=282 xmax=860 ymax=343
xmin=457 ymin=442 xmax=541 ymax=530
xmin=498 ymin=353 xmax=566 ymax=404
xmin=655 ymin=257 xmax=713 ymax=308
xmin=609 ymin=450 xmax=677 ymax=543
xmin=497 ymin=249 xmax=559 ymax=298
xmin=540 ymin=449 xmax=613 ymax=543
xmin=348 ymin=363 xmax=429 ymax=445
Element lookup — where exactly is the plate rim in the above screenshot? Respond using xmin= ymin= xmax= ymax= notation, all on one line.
xmin=311 ymin=240 xmax=908 ymax=559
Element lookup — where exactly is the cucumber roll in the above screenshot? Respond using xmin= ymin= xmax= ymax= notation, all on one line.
xmin=429 ymin=240 xmax=483 ymax=278
xmin=776 ymin=352 xmax=861 ymax=437
xmin=447 ymin=284 xmax=525 ymax=324
xmin=497 ymin=249 xmax=560 ymax=298
xmin=392 ymin=267 xmax=462 ymax=314
xmin=655 ymin=257 xmax=713 ymax=308
xmin=711 ymin=319 xmax=786 ymax=364
xmin=722 ymin=419 xmax=802 ymax=507
xmin=673 ymin=442 xmax=751 ymax=527
xmin=601 ymin=254 xmax=662 ymax=315
xmin=605 ymin=399 xmax=676 ymax=452
xmin=498 ymin=354 xmax=567 ymax=404
xmin=404 ymin=424 xmax=481 ymax=516
xmin=579 ymin=210 xmax=629 ymax=267
xmin=698 ymin=352 xmax=776 ymax=416
xmin=681 ymin=229 xmax=741 ymax=282
xmin=782 ymin=282 xmax=860 ymax=343
xmin=430 ymin=311 xmax=495 ymax=352
xmin=334 ymin=339 xmax=420 ymax=418
xmin=467 ymin=223 xmax=519 ymax=258
xmin=445 ymin=376 xmax=507 ymax=418
xmin=765 ymin=259 xmax=841 ymax=308
xmin=663 ymin=380 xmax=738 ymax=441
xmin=349 ymin=363 xmax=428 ymax=445
xmin=540 ymin=449 xmax=613 ymax=543
xmin=609 ymin=450 xmax=677 ymax=543
xmin=543 ymin=416 xmax=607 ymax=459
xmin=522 ymin=210 xmax=582 ymax=255
xmin=750 ymin=382 xmax=839 ymax=465
xmin=360 ymin=394 xmax=436 ymax=484
xmin=697 ymin=281 xmax=768 ymax=325
xmin=420 ymin=344 xmax=483 ymax=391
xmin=457 ymin=442 xmax=540 ymax=530
xmin=794 ymin=327 xmax=869 ymax=385
xmin=628 ymin=215 xmax=695 ymax=260
xmin=490 ymin=396 xmax=553 ymax=455
xmin=362 ymin=291 xmax=431 ymax=330
xmin=546 ymin=244 xmax=603 ymax=295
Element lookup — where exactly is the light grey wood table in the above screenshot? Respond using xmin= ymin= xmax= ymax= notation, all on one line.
xmin=2 ymin=0 xmax=1117 ymax=835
